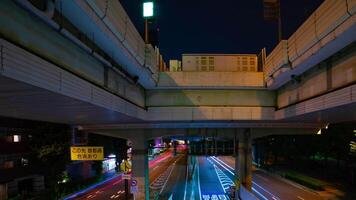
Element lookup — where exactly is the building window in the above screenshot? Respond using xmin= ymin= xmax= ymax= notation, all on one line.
xmin=13 ymin=135 xmax=21 ymax=142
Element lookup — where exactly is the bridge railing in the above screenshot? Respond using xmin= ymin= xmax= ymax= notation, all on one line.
xmin=264 ymin=40 xmax=288 ymax=85
xmin=264 ymin=0 xmax=355 ymax=87
xmin=85 ymin=0 xmax=160 ymax=77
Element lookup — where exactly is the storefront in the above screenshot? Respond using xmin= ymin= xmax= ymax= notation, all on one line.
xmin=102 ymin=154 xmax=117 ymax=173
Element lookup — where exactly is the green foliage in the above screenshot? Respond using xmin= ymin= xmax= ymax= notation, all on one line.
xmin=284 ymin=171 xmax=325 ymax=190
xmin=37 ymin=143 xmax=66 ymax=160
xmin=27 ymin=123 xmax=72 ymax=197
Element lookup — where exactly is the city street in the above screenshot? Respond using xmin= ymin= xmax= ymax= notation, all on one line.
xmin=197 ymin=156 xmax=231 ymax=199
xmin=217 ymin=156 xmax=323 ymax=200
xmin=72 ymin=174 xmax=127 ymax=200
xmin=70 ymin=149 xmax=184 ymax=200
xmin=0 ymin=0 xmax=355 ymax=199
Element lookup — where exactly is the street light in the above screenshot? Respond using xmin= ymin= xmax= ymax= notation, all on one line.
xmin=143 ymin=1 xmax=154 ymax=18
xmin=142 ymin=1 xmax=155 ymax=43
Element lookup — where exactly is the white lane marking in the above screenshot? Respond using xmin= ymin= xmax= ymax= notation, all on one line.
xmin=197 ymin=157 xmax=202 ymax=200
xmin=213 ymin=156 xmax=234 ymax=171
xmin=210 ymin=157 xmax=267 ymax=200
xmin=183 ymin=158 xmax=188 ymax=200
xmin=212 ymin=163 xmax=235 ymax=193
xmin=297 ymin=196 xmax=305 ymax=200
xmin=253 ymin=182 xmax=280 ymax=200
xmin=212 ymin=156 xmax=281 ymax=200
xmin=252 ymin=187 xmax=269 ymax=200
xmin=159 ymin=156 xmax=182 ymax=194
xmin=210 ymin=157 xmax=234 ymax=175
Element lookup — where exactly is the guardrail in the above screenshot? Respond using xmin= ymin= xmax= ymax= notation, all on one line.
xmin=84 ymin=0 xmax=161 ymax=77
xmin=264 ymin=0 xmax=355 ymax=87
xmin=264 ymin=40 xmax=289 ymax=84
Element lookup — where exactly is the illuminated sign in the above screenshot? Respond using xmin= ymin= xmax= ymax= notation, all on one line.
xmin=70 ymin=146 xmax=104 ymax=161
xmin=13 ymin=135 xmax=21 ymax=142
xmin=143 ymin=2 xmax=154 ymax=18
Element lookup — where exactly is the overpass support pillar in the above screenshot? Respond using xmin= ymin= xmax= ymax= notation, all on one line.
xmin=237 ymin=128 xmax=252 ymax=191
xmin=131 ymin=134 xmax=149 ymax=200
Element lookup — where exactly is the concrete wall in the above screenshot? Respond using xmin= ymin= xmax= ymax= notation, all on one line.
xmin=277 ymin=47 xmax=356 ymax=108
xmin=146 ymin=90 xmax=275 ymax=107
xmin=0 ymin=1 xmax=145 ymax=107
xmin=182 ymin=54 xmax=258 ymax=72
xmin=158 ymin=72 xmax=265 ymax=88
xmin=264 ymin=0 xmax=356 ymax=89
xmin=147 ymin=107 xmax=275 ymax=121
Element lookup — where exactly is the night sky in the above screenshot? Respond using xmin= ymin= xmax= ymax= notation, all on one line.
xmin=119 ymin=0 xmax=323 ymax=61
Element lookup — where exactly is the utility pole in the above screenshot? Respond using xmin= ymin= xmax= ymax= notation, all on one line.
xmin=277 ymin=0 xmax=282 ymax=42
xmin=263 ymin=0 xmax=283 ymax=42
xmin=144 ymin=19 xmax=149 ymax=44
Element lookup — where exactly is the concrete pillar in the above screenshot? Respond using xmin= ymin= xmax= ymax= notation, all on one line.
xmin=214 ymin=138 xmax=218 ymax=155
xmin=233 ymin=133 xmax=237 ymax=157
xmin=222 ymin=142 xmax=225 ymax=154
xmin=0 ymin=184 xmax=7 ymax=200
xmin=71 ymin=127 xmax=88 ymax=145
xmin=131 ymin=135 xmax=149 ymax=200
xmin=173 ymin=140 xmax=177 ymax=157
xmin=188 ymin=142 xmax=191 ymax=154
xmin=237 ymin=128 xmax=253 ymax=191
xmin=200 ymin=143 xmax=203 ymax=154
xmin=205 ymin=136 xmax=208 ymax=155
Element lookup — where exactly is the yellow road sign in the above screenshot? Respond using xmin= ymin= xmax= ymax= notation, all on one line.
xmin=120 ymin=159 xmax=132 ymax=173
xmin=70 ymin=146 xmax=104 ymax=161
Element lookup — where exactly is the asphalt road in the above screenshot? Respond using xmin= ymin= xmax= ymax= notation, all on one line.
xmin=217 ymin=156 xmax=324 ymax=200
xmin=70 ymin=148 xmax=184 ymax=200
xmin=70 ymin=174 xmax=128 ymax=200
xmin=157 ymin=154 xmax=187 ymax=199
xmin=197 ymin=156 xmax=231 ymax=200
xmin=70 ymin=152 xmax=323 ymax=200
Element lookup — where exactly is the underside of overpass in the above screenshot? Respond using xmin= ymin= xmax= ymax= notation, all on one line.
xmin=0 ymin=0 xmax=355 ymax=199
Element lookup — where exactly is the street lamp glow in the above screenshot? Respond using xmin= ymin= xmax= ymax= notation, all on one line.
xmin=143 ymin=2 xmax=154 ymax=18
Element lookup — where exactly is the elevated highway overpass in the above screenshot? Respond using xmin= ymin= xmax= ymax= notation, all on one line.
xmin=0 ymin=0 xmax=355 ymax=199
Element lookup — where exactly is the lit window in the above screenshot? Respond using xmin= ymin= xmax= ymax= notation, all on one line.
xmin=13 ymin=135 xmax=21 ymax=142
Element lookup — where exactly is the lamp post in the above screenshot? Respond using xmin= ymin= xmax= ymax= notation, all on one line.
xmin=142 ymin=1 xmax=155 ymax=44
